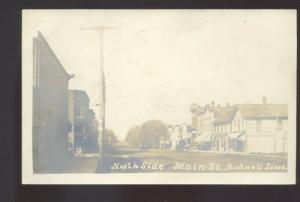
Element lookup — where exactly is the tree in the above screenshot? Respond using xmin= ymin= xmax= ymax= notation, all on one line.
xmin=125 ymin=125 xmax=140 ymax=147
xmin=125 ymin=120 xmax=168 ymax=148
xmin=103 ymin=129 xmax=118 ymax=153
xmin=84 ymin=109 xmax=99 ymax=153
xmin=139 ymin=120 xmax=168 ymax=148
xmin=104 ymin=129 xmax=118 ymax=146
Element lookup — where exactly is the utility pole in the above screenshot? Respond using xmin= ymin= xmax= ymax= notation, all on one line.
xmin=80 ymin=26 xmax=119 ymax=163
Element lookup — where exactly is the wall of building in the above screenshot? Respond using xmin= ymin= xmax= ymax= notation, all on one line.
xmin=68 ymin=90 xmax=90 ymax=154
xmin=230 ymin=111 xmax=244 ymax=132
xmin=33 ymin=32 xmax=71 ymax=172
xmin=195 ymin=110 xmax=214 ymax=133
xmin=167 ymin=124 xmax=193 ymax=150
xmin=246 ymin=119 xmax=288 ymax=153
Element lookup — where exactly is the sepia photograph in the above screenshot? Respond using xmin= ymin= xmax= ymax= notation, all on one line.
xmin=22 ymin=9 xmax=296 ymax=184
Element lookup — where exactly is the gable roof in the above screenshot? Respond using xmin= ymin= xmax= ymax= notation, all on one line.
xmin=213 ymin=107 xmax=237 ymax=125
xmin=35 ymin=31 xmax=72 ymax=79
xmin=236 ymin=104 xmax=288 ymax=119
xmin=212 ymin=104 xmax=288 ymax=125
xmin=69 ymin=89 xmax=90 ymax=102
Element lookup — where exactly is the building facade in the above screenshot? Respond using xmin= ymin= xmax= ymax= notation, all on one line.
xmin=211 ymin=108 xmax=245 ymax=152
xmin=166 ymin=124 xmax=196 ymax=150
xmin=236 ymin=103 xmax=288 ymax=153
xmin=32 ymin=32 xmax=73 ymax=172
xmin=68 ymin=90 xmax=90 ymax=155
xmin=189 ymin=98 xmax=288 ymax=153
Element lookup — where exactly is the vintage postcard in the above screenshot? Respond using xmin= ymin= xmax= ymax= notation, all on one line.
xmin=22 ymin=10 xmax=297 ymax=184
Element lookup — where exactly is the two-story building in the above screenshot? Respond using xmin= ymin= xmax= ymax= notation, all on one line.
xmin=211 ymin=106 xmax=238 ymax=152
xmin=190 ymin=98 xmax=288 ymax=154
xmin=32 ymin=32 xmax=73 ymax=172
xmin=68 ymin=90 xmax=90 ymax=156
xmin=236 ymin=103 xmax=288 ymax=153
xmin=190 ymin=102 xmax=236 ymax=151
xmin=166 ymin=123 xmax=195 ymax=150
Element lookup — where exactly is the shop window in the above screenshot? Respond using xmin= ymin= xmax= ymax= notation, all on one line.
xmin=192 ymin=116 xmax=197 ymax=128
xmin=75 ymin=105 xmax=82 ymax=118
xmin=256 ymin=120 xmax=262 ymax=132
xmin=277 ymin=119 xmax=283 ymax=130
xmin=233 ymin=120 xmax=236 ymax=132
xmin=75 ymin=124 xmax=84 ymax=134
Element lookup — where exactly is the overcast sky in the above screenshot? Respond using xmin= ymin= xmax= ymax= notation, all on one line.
xmin=23 ymin=10 xmax=296 ymax=139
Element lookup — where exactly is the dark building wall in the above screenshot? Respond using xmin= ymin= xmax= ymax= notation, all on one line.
xmin=33 ymin=32 xmax=71 ymax=172
xmin=68 ymin=90 xmax=90 ymax=150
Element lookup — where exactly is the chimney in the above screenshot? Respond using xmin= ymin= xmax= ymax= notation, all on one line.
xmin=262 ymin=97 xmax=267 ymax=104
xmin=211 ymin=101 xmax=215 ymax=108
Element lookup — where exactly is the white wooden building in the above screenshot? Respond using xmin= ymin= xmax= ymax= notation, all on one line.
xmin=190 ymin=99 xmax=288 ymax=153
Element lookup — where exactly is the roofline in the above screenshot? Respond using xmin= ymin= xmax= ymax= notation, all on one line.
xmin=69 ymin=89 xmax=89 ymax=100
xmin=244 ymin=116 xmax=288 ymax=120
xmin=213 ymin=107 xmax=238 ymax=125
xmin=36 ymin=31 xmax=72 ymax=79
xmin=214 ymin=121 xmax=231 ymax=125
xmin=214 ymin=115 xmax=288 ymax=125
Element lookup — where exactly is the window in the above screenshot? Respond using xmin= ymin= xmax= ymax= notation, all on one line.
xmin=256 ymin=120 xmax=262 ymax=132
xmin=237 ymin=119 xmax=240 ymax=131
xmin=277 ymin=119 xmax=283 ymax=130
xmin=74 ymin=124 xmax=84 ymax=134
xmin=192 ymin=116 xmax=197 ymax=128
xmin=233 ymin=120 xmax=236 ymax=132
xmin=75 ymin=105 xmax=83 ymax=118
xmin=178 ymin=127 xmax=183 ymax=135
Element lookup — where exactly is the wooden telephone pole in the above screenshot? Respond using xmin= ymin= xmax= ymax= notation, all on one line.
xmin=80 ymin=26 xmax=119 ymax=162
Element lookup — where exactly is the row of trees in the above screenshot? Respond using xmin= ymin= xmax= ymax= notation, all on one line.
xmin=103 ymin=129 xmax=118 ymax=153
xmin=83 ymin=110 xmax=118 ymax=153
xmin=125 ymin=120 xmax=169 ymax=148
xmin=104 ymin=129 xmax=118 ymax=145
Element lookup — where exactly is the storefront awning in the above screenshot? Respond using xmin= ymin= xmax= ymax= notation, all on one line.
xmin=195 ymin=132 xmax=212 ymax=142
xmin=227 ymin=132 xmax=245 ymax=140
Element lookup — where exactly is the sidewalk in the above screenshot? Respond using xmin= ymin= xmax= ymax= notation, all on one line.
xmin=54 ymin=155 xmax=99 ymax=173
xmin=184 ymin=149 xmax=287 ymax=158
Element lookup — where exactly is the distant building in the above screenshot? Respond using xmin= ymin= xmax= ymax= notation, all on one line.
xmin=32 ymin=32 xmax=73 ymax=172
xmin=190 ymin=103 xmax=236 ymax=151
xmin=190 ymin=103 xmax=214 ymax=134
xmin=210 ymin=106 xmax=238 ymax=152
xmin=166 ymin=124 xmax=196 ymax=150
xmin=68 ymin=90 xmax=90 ymax=155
